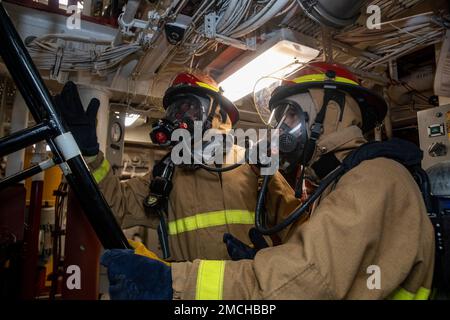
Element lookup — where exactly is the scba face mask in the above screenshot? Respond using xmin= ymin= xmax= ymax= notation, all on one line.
xmin=269 ymin=100 xmax=309 ymax=173
xmin=150 ymin=93 xmax=212 ymax=147
xmin=165 ymin=94 xmax=211 ymax=127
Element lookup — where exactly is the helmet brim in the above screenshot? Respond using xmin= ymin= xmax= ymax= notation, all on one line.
xmin=269 ymin=81 xmax=387 ymax=133
xmin=163 ymin=85 xmax=240 ymax=127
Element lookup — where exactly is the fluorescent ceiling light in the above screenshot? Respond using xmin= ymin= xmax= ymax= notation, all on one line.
xmin=59 ymin=0 xmax=83 ymax=9
xmin=125 ymin=114 xmax=140 ymax=127
xmin=218 ymin=35 xmax=319 ymax=102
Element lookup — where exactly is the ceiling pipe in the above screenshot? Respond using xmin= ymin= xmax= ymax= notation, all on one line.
xmin=297 ymin=0 xmax=365 ymax=29
xmin=112 ymin=0 xmax=142 ymax=46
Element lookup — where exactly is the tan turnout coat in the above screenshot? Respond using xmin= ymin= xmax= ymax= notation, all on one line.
xmin=89 ymin=113 xmax=299 ymax=262
xmin=91 ymin=89 xmax=434 ymax=299
xmin=168 ymin=90 xmax=435 ymax=300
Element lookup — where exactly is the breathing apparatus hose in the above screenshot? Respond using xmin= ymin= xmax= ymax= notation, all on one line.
xmin=196 ymin=138 xmax=247 ymax=172
xmin=254 ymin=86 xmax=341 ymax=234
xmin=255 ymin=165 xmax=345 ymax=235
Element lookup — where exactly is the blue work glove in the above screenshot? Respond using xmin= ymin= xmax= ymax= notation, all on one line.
xmin=223 ymin=228 xmax=269 ymax=260
xmin=54 ymin=81 xmax=100 ymax=156
xmin=101 ymin=241 xmax=172 ymax=300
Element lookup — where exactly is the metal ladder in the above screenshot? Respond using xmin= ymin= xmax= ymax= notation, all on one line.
xmin=0 ymin=2 xmax=130 ymax=250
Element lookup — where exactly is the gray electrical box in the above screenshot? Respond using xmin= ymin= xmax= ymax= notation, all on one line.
xmin=417 ymin=104 xmax=450 ymax=170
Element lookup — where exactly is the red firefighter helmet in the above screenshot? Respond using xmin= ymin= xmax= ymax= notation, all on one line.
xmin=163 ymin=72 xmax=240 ymax=127
xmin=269 ymin=62 xmax=387 ymax=132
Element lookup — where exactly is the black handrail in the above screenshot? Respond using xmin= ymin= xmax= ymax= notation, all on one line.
xmin=0 ymin=2 xmax=130 ymax=250
xmin=0 ymin=122 xmax=53 ymax=157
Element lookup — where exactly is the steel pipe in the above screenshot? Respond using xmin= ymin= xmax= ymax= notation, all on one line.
xmin=0 ymin=122 xmax=52 ymax=157
xmin=0 ymin=158 xmax=55 ymax=190
xmin=297 ymin=0 xmax=364 ymax=29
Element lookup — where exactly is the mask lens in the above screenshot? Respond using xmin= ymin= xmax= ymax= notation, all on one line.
xmin=269 ymin=101 xmax=308 ymax=172
xmin=271 ymin=103 xmax=305 ymax=139
xmin=166 ymin=94 xmax=209 ymax=125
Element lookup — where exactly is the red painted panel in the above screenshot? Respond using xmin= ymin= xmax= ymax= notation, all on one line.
xmin=0 ymin=184 xmax=26 ymax=299
xmin=61 ymin=190 xmax=101 ymax=300
xmin=0 ymin=184 xmax=26 ymax=241
xmin=20 ymin=180 xmax=43 ymax=299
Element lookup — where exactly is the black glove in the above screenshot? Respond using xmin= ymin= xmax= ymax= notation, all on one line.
xmin=54 ymin=81 xmax=100 ymax=156
xmin=101 ymin=243 xmax=173 ymax=300
xmin=223 ymin=228 xmax=269 ymax=261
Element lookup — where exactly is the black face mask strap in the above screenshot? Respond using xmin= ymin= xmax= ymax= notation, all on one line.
xmin=303 ymin=86 xmax=335 ymax=163
xmin=203 ymin=98 xmax=219 ymax=132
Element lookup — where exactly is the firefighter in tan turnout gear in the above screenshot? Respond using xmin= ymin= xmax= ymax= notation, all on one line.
xmin=54 ymin=72 xmax=301 ymax=299
xmin=98 ymin=62 xmax=435 ymax=300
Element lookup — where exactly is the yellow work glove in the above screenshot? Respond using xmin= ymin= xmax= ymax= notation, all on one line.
xmin=128 ymin=239 xmax=171 ymax=266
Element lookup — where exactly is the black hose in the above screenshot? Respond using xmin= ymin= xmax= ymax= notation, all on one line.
xmin=255 ymin=166 xmax=345 ymax=235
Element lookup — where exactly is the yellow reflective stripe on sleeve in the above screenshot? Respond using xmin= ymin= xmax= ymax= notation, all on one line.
xmin=293 ymin=74 xmax=359 ymax=86
xmin=92 ymin=158 xmax=110 ymax=183
xmin=168 ymin=210 xmax=254 ymax=235
xmin=388 ymin=287 xmax=431 ymax=300
xmin=196 ymin=81 xmax=220 ymax=92
xmin=196 ymin=260 xmax=225 ymax=300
